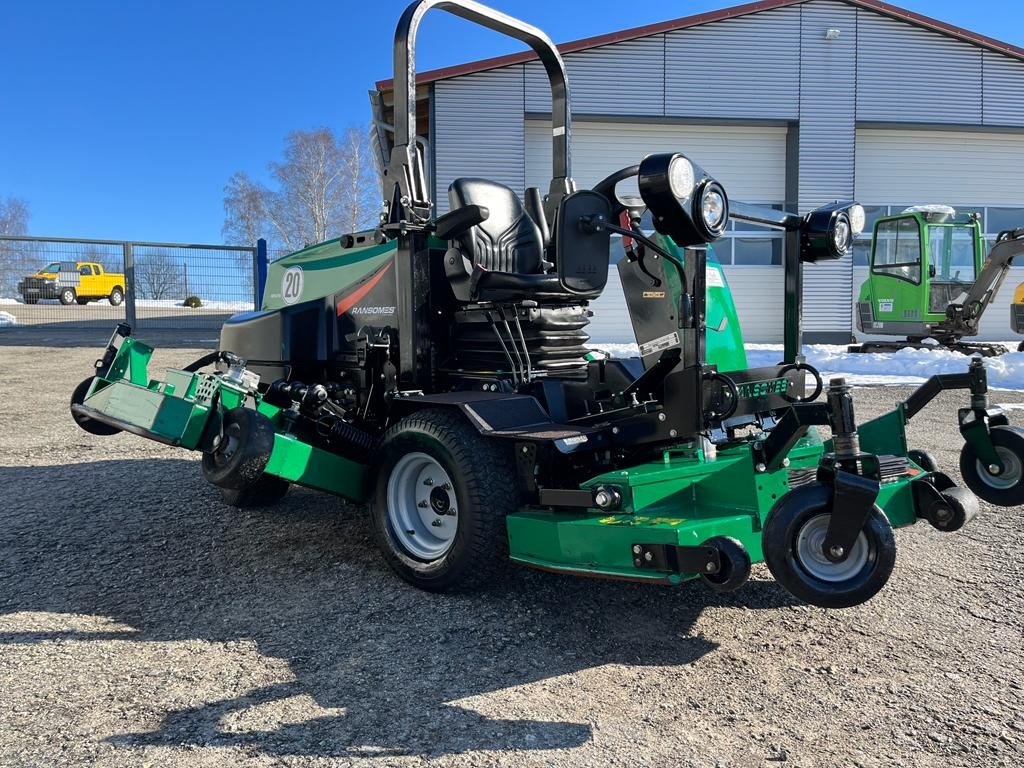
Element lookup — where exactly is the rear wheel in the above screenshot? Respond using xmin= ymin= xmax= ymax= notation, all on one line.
xmin=370 ymin=408 xmax=519 ymax=592
xmin=959 ymin=426 xmax=1024 ymax=506
xmin=108 ymin=287 xmax=124 ymax=306
xmin=59 ymin=288 xmax=77 ymax=305
xmin=763 ymin=483 xmax=896 ymax=609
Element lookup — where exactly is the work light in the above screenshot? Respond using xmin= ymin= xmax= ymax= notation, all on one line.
xmin=639 ymin=152 xmax=729 ymax=246
xmin=801 ymin=202 xmax=858 ymax=261
xmin=849 ymin=203 xmax=866 ymax=235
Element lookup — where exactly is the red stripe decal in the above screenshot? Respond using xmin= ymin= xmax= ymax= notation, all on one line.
xmin=336 ymin=262 xmax=393 ymax=317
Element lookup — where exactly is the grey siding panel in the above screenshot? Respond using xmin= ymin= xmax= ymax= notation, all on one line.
xmin=433 ymin=67 xmax=525 ymax=214
xmin=855 ymin=128 xmax=1024 ymax=205
xmin=524 ymin=36 xmax=665 ymax=115
xmin=799 ymin=1 xmax=858 ymax=333
xmin=856 ymin=9 xmax=982 ymax=123
xmin=983 ymin=53 xmax=1024 ymax=126
xmin=664 ymin=7 xmax=800 ymax=119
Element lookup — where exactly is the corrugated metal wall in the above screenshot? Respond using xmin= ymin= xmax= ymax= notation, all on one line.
xmin=433 ymin=67 xmax=526 ymax=215
xmin=429 ymin=0 xmax=1024 ymax=344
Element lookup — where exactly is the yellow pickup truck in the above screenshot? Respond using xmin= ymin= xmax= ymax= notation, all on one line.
xmin=18 ymin=261 xmax=125 ymax=306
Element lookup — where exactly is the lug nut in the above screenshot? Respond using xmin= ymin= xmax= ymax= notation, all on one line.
xmin=423 ymin=478 xmax=433 ymax=486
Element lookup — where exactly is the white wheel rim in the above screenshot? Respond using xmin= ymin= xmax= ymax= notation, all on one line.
xmin=975 ymin=446 xmax=1022 ymax=490
xmin=386 ymin=452 xmax=458 ymax=560
xmin=795 ymin=513 xmax=869 ymax=583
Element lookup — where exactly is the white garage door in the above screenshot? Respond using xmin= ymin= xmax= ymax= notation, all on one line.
xmin=526 ymin=120 xmax=788 ymax=344
xmin=855 ymin=128 xmax=1024 ymax=341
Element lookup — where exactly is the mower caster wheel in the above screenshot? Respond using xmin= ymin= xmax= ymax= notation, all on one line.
xmin=201 ymin=408 xmax=276 ymax=490
xmin=219 ymin=474 xmax=290 ymax=508
xmin=70 ymin=377 xmax=121 ymax=436
xmin=959 ymin=426 xmax=1024 ymax=506
xmin=924 ymin=486 xmax=978 ymax=532
xmin=699 ymin=536 xmax=751 ymax=593
xmin=763 ymin=483 xmax=896 ymax=609
xmin=908 ymin=449 xmax=938 ymax=473
xmin=371 ymin=408 xmax=520 ymax=593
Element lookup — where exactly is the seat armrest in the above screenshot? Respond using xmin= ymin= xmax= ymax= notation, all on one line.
xmin=435 ymin=205 xmax=490 ymax=240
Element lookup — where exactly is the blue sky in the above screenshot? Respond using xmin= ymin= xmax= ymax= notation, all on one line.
xmin=2 ymin=0 xmax=1021 ymax=243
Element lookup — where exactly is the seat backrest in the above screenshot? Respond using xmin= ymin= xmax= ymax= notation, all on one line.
xmin=448 ymin=178 xmax=544 ymax=274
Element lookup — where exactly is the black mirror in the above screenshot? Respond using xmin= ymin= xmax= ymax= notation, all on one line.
xmin=434 ymin=204 xmax=489 ymax=240
xmin=555 ymin=191 xmax=611 ymax=295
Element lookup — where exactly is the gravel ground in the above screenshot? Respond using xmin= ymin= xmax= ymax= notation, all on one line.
xmin=0 ymin=344 xmax=1022 ymax=768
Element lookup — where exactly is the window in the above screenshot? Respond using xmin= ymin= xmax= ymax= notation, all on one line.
xmin=929 ymin=225 xmax=976 ymax=283
xmin=872 ymin=216 xmax=921 ymax=283
xmin=733 ymin=237 xmax=782 ymax=266
xmin=987 ymin=207 xmax=1024 ymax=235
xmin=79 ymin=264 xmax=93 ymax=276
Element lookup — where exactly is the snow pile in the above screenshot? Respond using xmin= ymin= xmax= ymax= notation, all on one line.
xmin=0 ymin=311 xmax=17 ymax=327
xmin=0 ymin=298 xmax=20 ymax=305
xmin=589 ymin=341 xmax=1024 ymax=391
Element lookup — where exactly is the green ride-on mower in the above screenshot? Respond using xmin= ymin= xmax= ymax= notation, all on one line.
xmin=71 ymin=0 xmax=1024 ymax=609
xmin=852 ymin=205 xmax=1024 ymax=356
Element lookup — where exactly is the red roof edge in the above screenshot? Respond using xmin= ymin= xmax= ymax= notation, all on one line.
xmin=374 ymin=0 xmax=1024 ymax=93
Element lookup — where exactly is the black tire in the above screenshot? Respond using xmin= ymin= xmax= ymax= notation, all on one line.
xmin=201 ymin=408 xmax=276 ymax=490
xmin=76 ymin=298 xmax=90 ymax=305
xmin=109 ymin=287 xmax=124 ymax=306
xmin=925 ymin=486 xmax=978 ymax=532
xmin=762 ymin=483 xmax=896 ymax=609
xmin=908 ymin=449 xmax=938 ymax=473
xmin=70 ymin=377 xmax=121 ymax=436
xmin=1017 ymin=341 xmax=1024 ymax=353
xmin=370 ymin=408 xmax=519 ymax=592
xmin=219 ymin=474 xmax=290 ymax=508
xmin=59 ymin=287 xmax=77 ymax=305
xmin=959 ymin=426 xmax=1024 ymax=506
xmin=699 ymin=536 xmax=751 ymax=593
xmin=23 ymin=297 xmax=38 ymax=305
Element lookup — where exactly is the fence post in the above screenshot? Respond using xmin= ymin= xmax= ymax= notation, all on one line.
xmin=255 ymin=238 xmax=268 ymax=308
xmin=123 ymin=242 xmax=137 ymax=330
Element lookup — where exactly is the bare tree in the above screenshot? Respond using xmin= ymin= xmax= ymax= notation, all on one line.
xmin=0 ymin=197 xmax=32 ymax=297
xmin=222 ymin=126 xmax=380 ymax=256
xmin=135 ymin=252 xmax=185 ymax=300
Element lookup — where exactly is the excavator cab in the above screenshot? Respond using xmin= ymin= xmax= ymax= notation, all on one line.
xmin=854 ymin=205 xmax=1024 ymax=356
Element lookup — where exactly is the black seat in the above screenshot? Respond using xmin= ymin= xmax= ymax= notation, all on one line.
xmin=446 ymin=178 xmax=601 ymax=302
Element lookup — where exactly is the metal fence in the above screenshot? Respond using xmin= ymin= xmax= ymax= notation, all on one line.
xmin=0 ymin=235 xmax=265 ymax=333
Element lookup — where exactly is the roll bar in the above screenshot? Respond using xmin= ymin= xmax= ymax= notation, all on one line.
xmin=387 ymin=0 xmax=573 ymax=218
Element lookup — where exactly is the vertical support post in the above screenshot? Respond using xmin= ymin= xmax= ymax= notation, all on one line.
xmin=255 ymin=239 xmax=268 ymax=308
xmin=783 ymin=229 xmax=803 ymax=363
xmin=123 ymin=242 xmax=137 ymax=330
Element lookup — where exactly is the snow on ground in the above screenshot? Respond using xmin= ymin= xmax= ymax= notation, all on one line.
xmin=0 ymin=297 xmax=253 ymax=310
xmin=590 ymin=341 xmax=1024 ymax=391
xmin=0 ymin=312 xmax=17 ymax=327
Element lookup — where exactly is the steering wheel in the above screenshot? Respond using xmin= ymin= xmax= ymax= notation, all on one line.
xmin=591 ymin=164 xmax=641 ymax=219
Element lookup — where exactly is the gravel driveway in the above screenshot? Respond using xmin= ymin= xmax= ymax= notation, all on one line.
xmin=0 ymin=344 xmax=1021 ymax=767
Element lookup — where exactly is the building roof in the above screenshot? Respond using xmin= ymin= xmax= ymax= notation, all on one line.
xmin=375 ymin=0 xmax=1024 ymax=91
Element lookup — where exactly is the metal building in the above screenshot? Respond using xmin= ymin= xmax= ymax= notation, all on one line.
xmin=374 ymin=0 xmax=1024 ymax=343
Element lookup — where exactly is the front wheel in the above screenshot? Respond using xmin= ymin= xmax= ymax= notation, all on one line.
xmin=762 ymin=483 xmax=896 ymax=609
xmin=59 ymin=288 xmax=77 ymax=305
xmin=370 ymin=408 xmax=519 ymax=592
xmin=959 ymin=426 xmax=1024 ymax=506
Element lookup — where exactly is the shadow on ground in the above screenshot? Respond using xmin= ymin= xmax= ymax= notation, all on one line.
xmin=0 ymin=458 xmax=795 ymax=758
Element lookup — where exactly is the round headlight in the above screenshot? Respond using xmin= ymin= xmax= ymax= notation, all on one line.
xmin=832 ymin=215 xmax=852 ymax=253
xmin=668 ymin=156 xmax=695 ymax=199
xmin=699 ymin=182 xmax=728 ymax=236
xmin=849 ymin=204 xmax=866 ymax=235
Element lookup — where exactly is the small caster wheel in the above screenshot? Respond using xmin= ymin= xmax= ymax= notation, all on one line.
xmin=70 ymin=377 xmax=121 ymax=436
xmin=925 ymin=486 xmax=978 ymax=532
xmin=700 ymin=536 xmax=751 ymax=593
xmin=219 ymin=474 xmax=290 ymax=508
xmin=762 ymin=483 xmax=896 ymax=609
xmin=201 ymin=408 xmax=276 ymax=490
xmin=908 ymin=449 xmax=938 ymax=474
xmin=959 ymin=426 xmax=1024 ymax=506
